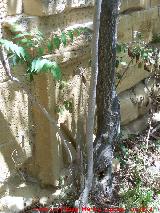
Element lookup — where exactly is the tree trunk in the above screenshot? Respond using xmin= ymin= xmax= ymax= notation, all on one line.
xmin=92 ymin=0 xmax=120 ymax=207
xmin=78 ymin=0 xmax=102 ymax=208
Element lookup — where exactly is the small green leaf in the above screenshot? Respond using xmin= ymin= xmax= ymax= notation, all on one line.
xmin=35 ymin=58 xmax=45 ymax=71
xmin=115 ymin=59 xmax=120 ymax=68
xmin=116 ymin=44 xmax=122 ymax=53
xmin=43 ymin=60 xmax=53 ymax=71
xmin=31 ymin=59 xmax=37 ymax=72
xmin=61 ymin=32 xmax=67 ymax=46
xmin=0 ymin=39 xmax=26 ymax=60
xmin=17 ymin=38 xmax=29 ymax=44
xmin=116 ymin=73 xmax=122 ymax=80
xmin=64 ymin=100 xmax=72 ymax=113
xmin=13 ymin=33 xmax=31 ymax=39
xmin=53 ymin=35 xmax=61 ymax=49
xmin=47 ymin=41 xmax=53 ymax=53
xmin=67 ymin=30 xmax=74 ymax=42
xmin=37 ymin=47 xmax=45 ymax=56
xmin=31 ymin=58 xmax=53 ymax=73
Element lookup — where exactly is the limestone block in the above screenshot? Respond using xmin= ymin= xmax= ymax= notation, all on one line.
xmin=23 ymin=0 xmax=160 ymax=16
xmin=120 ymin=0 xmax=150 ymax=13
xmin=118 ymin=8 xmax=160 ymax=42
xmin=7 ymin=0 xmax=23 ymax=15
xmin=121 ymin=77 xmax=160 ymax=125
xmin=120 ymin=0 xmax=160 ymax=13
xmin=3 ymin=10 xmax=93 ymax=36
xmin=120 ymin=82 xmax=150 ymax=125
xmin=23 ymin=0 xmax=94 ymax=16
xmin=117 ymin=63 xmax=150 ymax=94
xmin=30 ymin=73 xmax=64 ymax=187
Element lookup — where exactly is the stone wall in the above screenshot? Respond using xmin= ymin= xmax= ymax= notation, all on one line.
xmin=0 ymin=0 xmax=160 ymax=210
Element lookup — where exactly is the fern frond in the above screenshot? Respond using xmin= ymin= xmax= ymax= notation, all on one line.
xmin=0 ymin=39 xmax=26 ymax=59
xmin=30 ymin=58 xmax=61 ymax=80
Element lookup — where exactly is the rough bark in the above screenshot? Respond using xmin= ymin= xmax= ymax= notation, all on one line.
xmin=92 ymin=0 xmax=120 ymax=207
xmin=79 ymin=0 xmax=102 ymax=207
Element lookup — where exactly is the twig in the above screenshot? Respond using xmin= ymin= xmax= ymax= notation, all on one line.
xmin=146 ymin=115 xmax=152 ymax=151
xmin=151 ymin=124 xmax=160 ymax=134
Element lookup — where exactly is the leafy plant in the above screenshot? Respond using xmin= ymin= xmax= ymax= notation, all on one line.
xmin=120 ymin=184 xmax=154 ymax=211
xmin=0 ymin=26 xmax=89 ymax=81
xmin=115 ymin=32 xmax=159 ymax=72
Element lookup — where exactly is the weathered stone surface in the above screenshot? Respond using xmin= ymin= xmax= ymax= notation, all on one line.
xmin=121 ymin=0 xmax=148 ymax=13
xmin=7 ymin=0 xmax=22 ymax=15
xmin=0 ymin=80 xmax=31 ymax=185
xmin=117 ymin=63 xmax=150 ymax=94
xmin=120 ymin=0 xmax=160 ymax=13
xmin=23 ymin=0 xmax=94 ymax=16
xmin=23 ymin=0 xmax=160 ymax=16
xmin=120 ymin=82 xmax=150 ymax=125
xmin=120 ymin=77 xmax=160 ymax=125
xmin=118 ymin=7 xmax=160 ymax=42
xmin=3 ymin=8 xmax=93 ymax=36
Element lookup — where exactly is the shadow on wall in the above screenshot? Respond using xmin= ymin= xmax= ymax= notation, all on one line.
xmin=0 ymin=80 xmax=31 ymax=194
xmin=0 ymin=110 xmax=27 ymax=184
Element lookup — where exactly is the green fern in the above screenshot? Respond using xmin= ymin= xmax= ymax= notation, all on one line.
xmin=53 ymin=35 xmax=61 ymax=49
xmin=61 ymin=32 xmax=67 ymax=46
xmin=67 ymin=30 xmax=74 ymax=42
xmin=0 ymin=27 xmax=89 ymax=81
xmin=30 ymin=58 xmax=61 ymax=80
xmin=0 ymin=39 xmax=26 ymax=59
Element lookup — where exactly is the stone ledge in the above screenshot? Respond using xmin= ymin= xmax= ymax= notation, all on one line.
xmin=4 ymin=7 xmax=159 ymax=44
xmin=118 ymin=7 xmax=160 ymax=42
xmin=119 ymin=77 xmax=159 ymax=125
xmin=4 ymin=7 xmax=93 ymax=35
xmin=22 ymin=0 xmax=160 ymax=17
xmin=116 ymin=62 xmax=151 ymax=94
xmin=43 ymin=43 xmax=91 ymax=65
xmin=23 ymin=0 xmax=94 ymax=16
xmin=120 ymin=0 xmax=160 ymax=14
